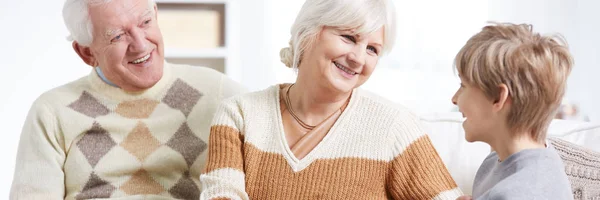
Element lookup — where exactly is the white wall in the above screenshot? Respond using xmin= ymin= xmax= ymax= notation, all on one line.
xmin=0 ymin=0 xmax=90 ymax=197
xmin=488 ymin=0 xmax=600 ymax=121
xmin=1 ymin=0 xmax=598 ymax=197
xmin=571 ymin=0 xmax=600 ymax=121
xmin=238 ymin=0 xmax=279 ymax=91
xmin=362 ymin=0 xmax=488 ymax=115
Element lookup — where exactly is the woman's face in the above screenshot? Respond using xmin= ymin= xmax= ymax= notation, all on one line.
xmin=298 ymin=26 xmax=384 ymax=94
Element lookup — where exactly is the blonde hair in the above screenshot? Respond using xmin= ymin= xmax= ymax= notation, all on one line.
xmin=455 ymin=22 xmax=574 ymax=142
xmin=280 ymin=0 xmax=397 ymax=68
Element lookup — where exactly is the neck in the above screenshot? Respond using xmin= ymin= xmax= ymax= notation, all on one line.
xmin=488 ymin=128 xmax=545 ymax=161
xmin=288 ymin=79 xmax=351 ymax=126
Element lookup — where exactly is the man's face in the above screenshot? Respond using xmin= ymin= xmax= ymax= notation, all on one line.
xmin=84 ymin=0 xmax=165 ymax=91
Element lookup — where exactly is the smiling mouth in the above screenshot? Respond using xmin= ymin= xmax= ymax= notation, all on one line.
xmin=129 ymin=52 xmax=151 ymax=64
xmin=334 ymin=61 xmax=358 ymax=75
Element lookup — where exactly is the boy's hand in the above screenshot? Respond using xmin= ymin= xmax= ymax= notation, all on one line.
xmin=456 ymin=195 xmax=473 ymax=200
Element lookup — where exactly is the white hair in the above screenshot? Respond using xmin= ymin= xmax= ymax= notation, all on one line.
xmin=280 ymin=0 xmax=397 ymax=69
xmin=62 ymin=0 xmax=155 ymax=46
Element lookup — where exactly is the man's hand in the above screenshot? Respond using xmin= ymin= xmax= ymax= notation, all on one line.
xmin=456 ymin=195 xmax=473 ymax=200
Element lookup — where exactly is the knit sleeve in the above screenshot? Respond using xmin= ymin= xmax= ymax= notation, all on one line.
xmin=200 ymin=98 xmax=249 ymax=200
xmin=386 ymin=112 xmax=463 ymax=200
xmin=10 ymin=99 xmax=66 ymax=200
xmin=218 ymin=73 xmax=247 ymax=101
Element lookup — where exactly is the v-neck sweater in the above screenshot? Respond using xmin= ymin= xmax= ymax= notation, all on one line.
xmin=200 ymin=84 xmax=462 ymax=200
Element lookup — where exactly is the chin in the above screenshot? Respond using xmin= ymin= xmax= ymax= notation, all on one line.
xmin=327 ymin=79 xmax=355 ymax=94
xmin=146 ymin=71 xmax=164 ymax=86
xmin=463 ymin=124 xmax=478 ymax=143
xmin=133 ymin=69 xmax=164 ymax=89
xmin=464 ymin=134 xmax=477 ymax=143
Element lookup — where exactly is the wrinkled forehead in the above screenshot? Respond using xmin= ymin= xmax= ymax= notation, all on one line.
xmin=88 ymin=0 xmax=154 ymax=35
xmin=89 ymin=0 xmax=153 ymax=16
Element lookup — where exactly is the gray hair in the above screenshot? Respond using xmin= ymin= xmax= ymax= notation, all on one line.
xmin=280 ymin=0 xmax=397 ymax=69
xmin=62 ymin=0 xmax=155 ymax=46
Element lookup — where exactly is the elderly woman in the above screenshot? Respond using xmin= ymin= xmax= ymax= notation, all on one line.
xmin=200 ymin=0 xmax=462 ymax=199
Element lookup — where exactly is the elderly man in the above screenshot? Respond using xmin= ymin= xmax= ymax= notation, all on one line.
xmin=9 ymin=0 xmax=245 ymax=199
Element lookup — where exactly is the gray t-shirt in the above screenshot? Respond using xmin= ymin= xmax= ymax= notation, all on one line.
xmin=472 ymin=145 xmax=573 ymax=200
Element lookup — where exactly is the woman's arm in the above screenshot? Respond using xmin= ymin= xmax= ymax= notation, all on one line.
xmin=200 ymin=99 xmax=249 ymax=200
xmin=386 ymin=112 xmax=464 ymax=200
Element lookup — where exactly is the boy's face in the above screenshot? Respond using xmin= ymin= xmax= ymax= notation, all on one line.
xmin=452 ymin=77 xmax=499 ymax=143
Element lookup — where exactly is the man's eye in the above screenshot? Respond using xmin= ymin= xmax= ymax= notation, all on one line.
xmin=111 ymin=34 xmax=124 ymax=42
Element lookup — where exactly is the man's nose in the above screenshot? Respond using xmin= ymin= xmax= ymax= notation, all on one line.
xmin=128 ymin=29 xmax=147 ymax=53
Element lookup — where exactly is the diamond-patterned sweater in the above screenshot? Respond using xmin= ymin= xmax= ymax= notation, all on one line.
xmin=10 ymin=62 xmax=245 ymax=200
xmin=200 ymin=85 xmax=463 ymax=200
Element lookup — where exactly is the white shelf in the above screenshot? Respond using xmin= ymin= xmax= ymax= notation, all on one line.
xmin=164 ymin=47 xmax=227 ymax=58
xmin=154 ymin=0 xmax=229 ymax=4
xmin=154 ymin=0 xmax=240 ymax=81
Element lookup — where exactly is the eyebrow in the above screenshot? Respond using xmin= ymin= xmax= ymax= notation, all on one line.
xmin=140 ymin=9 xmax=153 ymax=19
xmin=370 ymin=42 xmax=383 ymax=48
xmin=104 ymin=28 xmax=123 ymax=40
xmin=352 ymin=33 xmax=383 ymax=47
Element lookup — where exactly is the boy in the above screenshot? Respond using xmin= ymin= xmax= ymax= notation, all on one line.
xmin=451 ymin=23 xmax=574 ymax=199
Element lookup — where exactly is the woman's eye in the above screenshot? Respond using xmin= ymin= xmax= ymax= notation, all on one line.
xmin=342 ymin=35 xmax=356 ymax=43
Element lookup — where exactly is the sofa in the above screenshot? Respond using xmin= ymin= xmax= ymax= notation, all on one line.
xmin=421 ymin=112 xmax=600 ymax=198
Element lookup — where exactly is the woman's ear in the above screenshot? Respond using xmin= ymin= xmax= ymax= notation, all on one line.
xmin=73 ymin=42 xmax=97 ymax=67
xmin=493 ymin=83 xmax=511 ymax=112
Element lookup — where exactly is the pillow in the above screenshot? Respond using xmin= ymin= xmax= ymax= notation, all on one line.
xmin=549 ymin=120 xmax=600 ymax=152
xmin=549 ymin=137 xmax=600 ymax=200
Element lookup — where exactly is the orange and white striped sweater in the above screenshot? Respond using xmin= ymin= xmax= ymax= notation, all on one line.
xmin=200 ymin=85 xmax=462 ymax=200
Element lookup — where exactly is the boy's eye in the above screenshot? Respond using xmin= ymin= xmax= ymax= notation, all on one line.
xmin=367 ymin=46 xmax=378 ymax=55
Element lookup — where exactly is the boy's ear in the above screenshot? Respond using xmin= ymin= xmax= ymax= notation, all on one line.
xmin=493 ymin=84 xmax=511 ymax=112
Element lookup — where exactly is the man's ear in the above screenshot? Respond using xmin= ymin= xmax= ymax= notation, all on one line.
xmin=153 ymin=4 xmax=158 ymax=19
xmin=72 ymin=42 xmax=96 ymax=67
xmin=493 ymin=83 xmax=511 ymax=112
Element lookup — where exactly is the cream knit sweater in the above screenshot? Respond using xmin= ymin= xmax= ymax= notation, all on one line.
xmin=201 ymin=85 xmax=463 ymax=200
xmin=10 ymin=62 xmax=245 ymax=200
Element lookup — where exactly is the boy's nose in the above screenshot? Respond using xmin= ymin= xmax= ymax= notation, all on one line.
xmin=451 ymin=93 xmax=458 ymax=105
